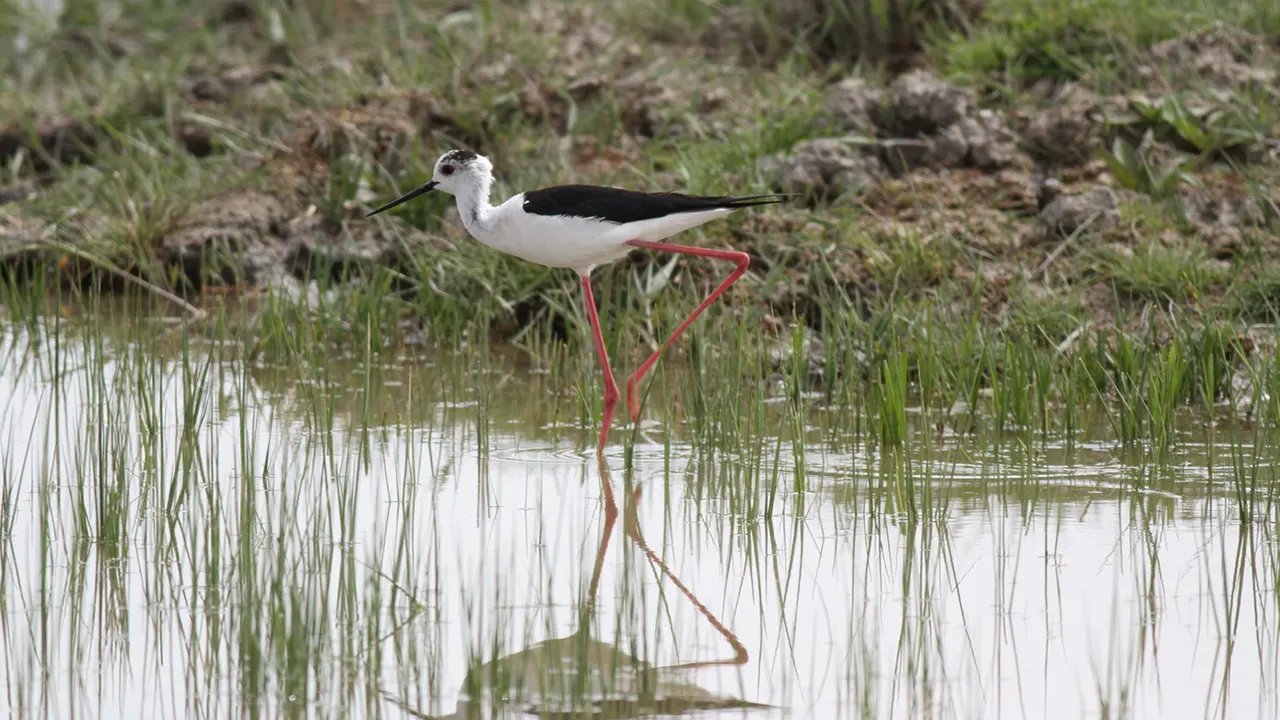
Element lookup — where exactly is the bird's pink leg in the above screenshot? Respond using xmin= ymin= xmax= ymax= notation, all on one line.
xmin=624 ymin=240 xmax=750 ymax=422
xmin=580 ymin=274 xmax=620 ymax=458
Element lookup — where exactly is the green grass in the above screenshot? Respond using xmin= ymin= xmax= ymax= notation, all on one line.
xmin=938 ymin=0 xmax=1280 ymax=88
xmin=632 ymin=0 xmax=980 ymax=68
xmin=1095 ymin=241 xmax=1225 ymax=302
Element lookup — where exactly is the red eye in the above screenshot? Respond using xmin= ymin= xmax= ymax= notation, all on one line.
xmin=441 ymin=165 xmax=455 ymax=176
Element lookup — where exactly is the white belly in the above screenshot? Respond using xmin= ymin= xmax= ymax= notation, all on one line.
xmin=468 ymin=196 xmax=733 ymax=275
xmin=481 ymin=210 xmax=634 ymax=272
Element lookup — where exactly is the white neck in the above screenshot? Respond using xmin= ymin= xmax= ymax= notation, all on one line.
xmin=454 ymin=174 xmax=496 ymax=237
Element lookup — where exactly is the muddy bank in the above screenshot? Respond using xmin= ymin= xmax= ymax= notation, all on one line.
xmin=3 ymin=7 xmax=1278 ymax=348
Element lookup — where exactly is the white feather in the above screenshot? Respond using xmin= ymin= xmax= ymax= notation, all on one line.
xmin=468 ymin=196 xmax=734 ymax=275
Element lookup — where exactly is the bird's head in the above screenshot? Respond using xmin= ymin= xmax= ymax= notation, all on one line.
xmin=431 ymin=149 xmax=492 ymax=195
xmin=367 ymin=149 xmax=493 ymax=216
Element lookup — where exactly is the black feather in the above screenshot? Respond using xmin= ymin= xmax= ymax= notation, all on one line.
xmin=442 ymin=149 xmax=479 ymax=164
xmin=521 ymin=185 xmax=787 ymax=224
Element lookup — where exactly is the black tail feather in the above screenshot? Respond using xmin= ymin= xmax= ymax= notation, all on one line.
xmin=719 ymin=193 xmax=794 ymax=209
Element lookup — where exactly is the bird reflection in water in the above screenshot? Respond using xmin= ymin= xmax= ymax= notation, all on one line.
xmin=401 ymin=457 xmax=766 ymax=719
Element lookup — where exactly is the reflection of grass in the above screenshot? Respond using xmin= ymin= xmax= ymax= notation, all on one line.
xmin=4 ymin=296 xmax=1280 ymax=716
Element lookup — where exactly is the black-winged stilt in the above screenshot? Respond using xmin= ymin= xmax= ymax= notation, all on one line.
xmin=369 ymin=149 xmax=785 ymax=452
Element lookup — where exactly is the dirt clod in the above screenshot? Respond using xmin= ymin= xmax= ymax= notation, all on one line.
xmin=287 ymin=212 xmax=412 ymax=281
xmin=762 ymin=138 xmax=884 ymax=200
xmin=287 ymin=95 xmax=442 ymax=167
xmin=886 ymin=70 xmax=974 ymax=135
xmin=1039 ymin=187 xmax=1119 ymax=237
xmin=1020 ymin=83 xmax=1103 ymax=166
xmin=1183 ymin=189 xmax=1266 ymax=234
xmin=1141 ymin=23 xmax=1277 ymax=90
xmin=879 ymin=109 xmax=1020 ymax=173
xmin=957 ymin=110 xmax=1022 ymax=171
xmin=821 ymin=77 xmax=885 ymax=133
xmin=159 ymin=190 xmax=297 ymax=287
xmin=177 ymin=123 xmax=215 ymax=157
xmin=0 ymin=214 xmax=47 ymax=279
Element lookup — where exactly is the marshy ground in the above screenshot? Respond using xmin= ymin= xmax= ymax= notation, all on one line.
xmin=2 ymin=1 xmax=1280 ymax=718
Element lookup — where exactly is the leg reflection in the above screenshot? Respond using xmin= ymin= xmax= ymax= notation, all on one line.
xmin=403 ymin=459 xmax=760 ymax=719
xmin=612 ymin=457 xmax=750 ymax=671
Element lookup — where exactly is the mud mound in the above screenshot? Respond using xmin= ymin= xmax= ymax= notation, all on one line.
xmin=158 ymin=189 xmax=296 ymax=287
xmin=767 ymin=71 xmax=1025 ymax=199
xmin=1018 ymin=83 xmax=1105 ymax=166
xmin=0 ymin=214 xmax=43 ymax=278
xmin=1139 ymin=24 xmax=1277 ymax=90
xmin=1039 ymin=187 xmax=1119 ymax=237
xmin=759 ymin=139 xmax=884 ymax=200
xmin=285 ymin=210 xmax=446 ymax=283
xmin=820 ymin=77 xmax=884 ymax=134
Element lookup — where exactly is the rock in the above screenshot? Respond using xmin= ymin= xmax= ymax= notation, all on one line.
xmin=821 ymin=76 xmax=885 ymax=133
xmin=762 ymin=138 xmax=883 ymax=200
xmin=886 ymin=70 xmax=973 ymax=135
xmin=1022 ymin=83 xmax=1102 ymax=165
xmin=1039 ymin=187 xmax=1119 ymax=236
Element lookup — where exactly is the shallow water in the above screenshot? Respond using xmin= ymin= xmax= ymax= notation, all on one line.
xmin=1 ymin=318 xmax=1277 ymax=719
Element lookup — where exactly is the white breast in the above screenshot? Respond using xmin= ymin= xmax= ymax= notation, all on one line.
xmin=466 ymin=194 xmax=734 ymax=275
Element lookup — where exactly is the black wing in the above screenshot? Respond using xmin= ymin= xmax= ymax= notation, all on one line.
xmin=522 ymin=185 xmax=786 ymax=225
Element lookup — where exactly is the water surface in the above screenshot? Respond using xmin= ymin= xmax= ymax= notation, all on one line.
xmin=1 ymin=316 xmax=1276 ymax=719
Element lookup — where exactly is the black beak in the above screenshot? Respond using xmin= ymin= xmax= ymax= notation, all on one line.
xmin=367 ymin=180 xmax=438 ymax=217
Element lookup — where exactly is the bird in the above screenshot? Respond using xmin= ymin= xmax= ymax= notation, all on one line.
xmin=368 ymin=149 xmax=785 ymax=453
